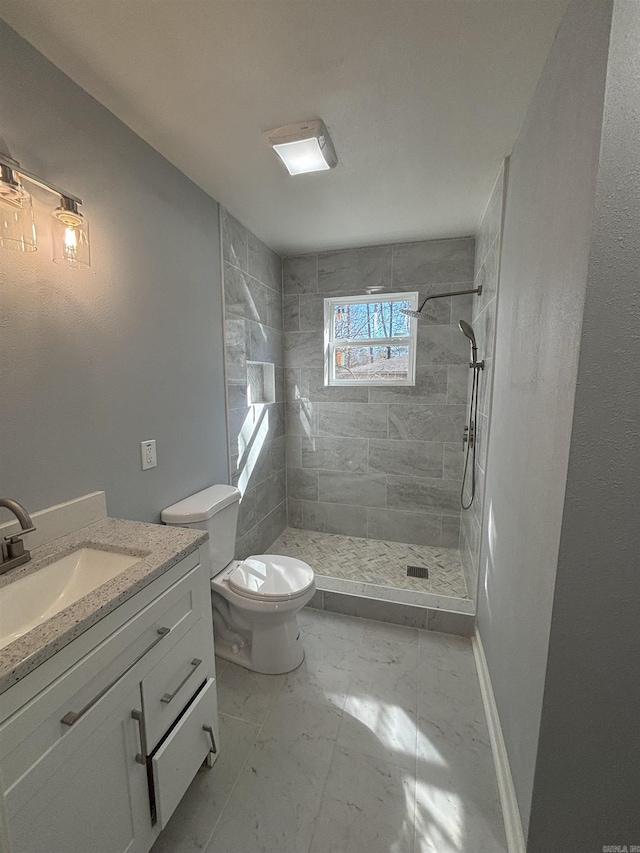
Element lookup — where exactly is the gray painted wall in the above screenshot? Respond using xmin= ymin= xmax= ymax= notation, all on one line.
xmin=283 ymin=239 xmax=474 ymax=550
xmin=527 ymin=1 xmax=640 ymax=846
xmin=460 ymin=162 xmax=507 ymax=599
xmin=474 ymin=0 xmax=613 ymax=837
xmin=0 ymin=22 xmax=229 ymax=521
xmin=221 ymin=209 xmax=287 ymax=558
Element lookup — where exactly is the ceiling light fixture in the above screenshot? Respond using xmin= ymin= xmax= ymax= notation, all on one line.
xmin=0 ymin=152 xmax=91 ymax=269
xmin=264 ymin=119 xmax=337 ymax=176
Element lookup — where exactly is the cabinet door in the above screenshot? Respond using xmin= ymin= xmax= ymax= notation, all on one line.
xmin=7 ymin=684 xmax=153 ymax=853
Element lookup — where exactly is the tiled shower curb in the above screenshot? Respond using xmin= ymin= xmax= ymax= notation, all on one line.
xmin=307 ymin=575 xmax=476 ymax=637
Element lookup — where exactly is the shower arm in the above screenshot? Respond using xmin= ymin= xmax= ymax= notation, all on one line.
xmin=416 ymin=285 xmax=482 ymax=314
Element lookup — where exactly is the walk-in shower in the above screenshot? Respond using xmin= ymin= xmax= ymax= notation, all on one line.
xmin=253 ymin=236 xmax=487 ymax=629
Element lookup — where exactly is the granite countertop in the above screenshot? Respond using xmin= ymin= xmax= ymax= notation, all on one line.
xmin=0 ymin=518 xmax=208 ymax=696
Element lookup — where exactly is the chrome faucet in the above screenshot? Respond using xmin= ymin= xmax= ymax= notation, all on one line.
xmin=0 ymin=498 xmax=37 ymax=575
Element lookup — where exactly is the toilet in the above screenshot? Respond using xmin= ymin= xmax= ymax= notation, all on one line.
xmin=161 ymin=485 xmax=315 ymax=674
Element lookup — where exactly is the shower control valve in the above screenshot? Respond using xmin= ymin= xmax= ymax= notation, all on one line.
xmin=463 ymin=424 xmax=475 ymax=449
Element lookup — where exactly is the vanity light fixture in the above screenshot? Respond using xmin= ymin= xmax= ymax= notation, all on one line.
xmin=264 ymin=119 xmax=337 ymax=176
xmin=0 ymin=152 xmax=91 ymax=269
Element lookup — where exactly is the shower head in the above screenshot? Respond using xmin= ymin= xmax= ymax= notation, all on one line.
xmin=399 ymin=307 xmax=424 ymax=320
xmin=458 ymin=320 xmax=477 ymax=349
xmin=400 ymin=286 xmax=483 ymax=322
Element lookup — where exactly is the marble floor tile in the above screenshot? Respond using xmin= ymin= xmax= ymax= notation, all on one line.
xmin=357 ymin=629 xmax=421 ymax=671
xmin=413 ymin=631 xmax=507 ymax=852
xmin=418 ymin=631 xmax=478 ymax=687
xmin=150 ymin=712 xmax=260 ymax=853
xmin=363 ymin=619 xmax=420 ymax=646
xmin=418 ymin=635 xmax=486 ymax=731
xmin=277 ymin=608 xmax=365 ymax=711
xmin=216 ymin=659 xmax=285 ymax=724
xmin=300 ymin=606 xmax=368 ymax=645
xmin=206 ymin=698 xmax=340 ymax=853
xmin=283 ymin=636 xmax=360 ymax=711
xmin=364 ymin=622 xmax=420 ymax=646
xmin=152 ymin=611 xmax=506 ymax=853
xmin=338 ymin=692 xmax=418 ymax=772
xmin=414 ymin=712 xmax=506 ymax=853
xmin=214 ymin=655 xmax=229 ymax=679
xmin=309 ymin=746 xmax=416 ymax=853
xmin=338 ymin=623 xmax=420 ymax=772
xmin=259 ymin=693 xmax=343 ymax=751
xmin=351 ymin=633 xmax=421 ymax=714
xmin=281 ymin=646 xmax=354 ymax=712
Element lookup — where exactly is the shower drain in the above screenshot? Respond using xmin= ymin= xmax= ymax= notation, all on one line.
xmin=406 ymin=565 xmax=429 ymax=579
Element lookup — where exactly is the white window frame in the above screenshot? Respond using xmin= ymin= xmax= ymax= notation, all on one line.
xmin=323 ymin=292 xmax=419 ymax=387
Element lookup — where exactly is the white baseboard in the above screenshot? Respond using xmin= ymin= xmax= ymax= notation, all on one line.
xmin=0 ymin=491 xmax=107 ymax=549
xmin=472 ymin=631 xmax=526 ymax=853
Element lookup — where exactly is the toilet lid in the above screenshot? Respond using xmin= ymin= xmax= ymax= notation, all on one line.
xmin=228 ymin=555 xmax=315 ymax=601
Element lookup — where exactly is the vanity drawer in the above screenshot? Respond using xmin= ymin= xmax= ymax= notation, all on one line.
xmin=141 ymin=616 xmax=214 ymax=752
xmin=152 ymin=677 xmax=219 ymax=830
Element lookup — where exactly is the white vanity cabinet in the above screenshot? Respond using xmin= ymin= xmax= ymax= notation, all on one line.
xmin=0 ymin=550 xmax=219 ymax=853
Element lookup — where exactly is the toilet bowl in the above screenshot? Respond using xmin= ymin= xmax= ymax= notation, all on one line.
xmin=161 ymin=486 xmax=315 ymax=674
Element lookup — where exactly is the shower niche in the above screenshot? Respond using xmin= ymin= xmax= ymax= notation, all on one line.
xmin=246 ymin=361 xmax=275 ymax=406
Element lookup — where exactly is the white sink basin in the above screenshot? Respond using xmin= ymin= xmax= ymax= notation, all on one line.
xmin=0 ymin=548 xmax=140 ymax=650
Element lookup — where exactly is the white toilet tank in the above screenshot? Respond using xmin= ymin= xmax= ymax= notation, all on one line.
xmin=161 ymin=485 xmax=241 ymax=577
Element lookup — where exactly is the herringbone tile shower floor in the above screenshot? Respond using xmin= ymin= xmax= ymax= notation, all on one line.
xmin=267 ymin=527 xmax=469 ymax=598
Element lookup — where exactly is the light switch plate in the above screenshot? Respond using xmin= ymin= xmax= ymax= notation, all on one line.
xmin=141 ymin=440 xmax=157 ymax=470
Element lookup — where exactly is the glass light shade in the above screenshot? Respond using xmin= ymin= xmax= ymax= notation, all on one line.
xmin=272 ymin=137 xmax=331 ymax=175
xmin=0 ymin=168 xmax=37 ymax=252
xmin=51 ymin=200 xmax=90 ymax=270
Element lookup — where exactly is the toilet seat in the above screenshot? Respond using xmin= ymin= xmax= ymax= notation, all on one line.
xmin=228 ymin=554 xmax=314 ymax=602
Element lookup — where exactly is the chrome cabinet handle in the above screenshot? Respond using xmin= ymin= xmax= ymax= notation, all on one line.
xmin=160 ymin=658 xmax=202 ymax=704
xmin=131 ymin=709 xmax=148 ymax=765
xmin=61 ymin=627 xmax=171 ymax=727
xmin=203 ymin=724 xmax=217 ymax=754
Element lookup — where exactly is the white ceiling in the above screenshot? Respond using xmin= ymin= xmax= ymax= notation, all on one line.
xmin=0 ymin=1 xmax=569 ymax=255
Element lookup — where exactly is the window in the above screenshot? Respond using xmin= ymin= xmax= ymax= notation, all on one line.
xmin=324 ymin=292 xmax=418 ymax=386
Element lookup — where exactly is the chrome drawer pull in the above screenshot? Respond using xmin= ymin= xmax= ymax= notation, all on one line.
xmin=61 ymin=627 xmax=171 ymax=727
xmin=203 ymin=724 xmax=217 ymax=754
xmin=160 ymin=658 xmax=202 ymax=704
xmin=131 ymin=709 xmax=148 ymax=765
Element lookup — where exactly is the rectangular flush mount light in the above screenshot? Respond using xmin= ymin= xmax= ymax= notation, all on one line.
xmin=264 ymin=119 xmax=337 ymax=176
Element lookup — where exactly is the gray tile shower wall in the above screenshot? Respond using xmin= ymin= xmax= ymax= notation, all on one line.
xmin=222 ymin=209 xmax=286 ymax=559
xmin=460 ymin=163 xmax=507 ymax=600
xmin=283 ymin=237 xmax=475 ymax=549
